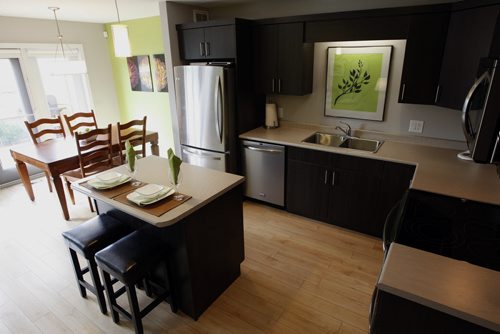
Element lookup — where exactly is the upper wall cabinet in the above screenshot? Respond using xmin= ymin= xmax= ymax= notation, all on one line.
xmin=177 ymin=21 xmax=236 ymax=60
xmin=436 ymin=4 xmax=500 ymax=109
xmin=253 ymin=22 xmax=314 ymax=95
xmin=399 ymin=11 xmax=450 ymax=104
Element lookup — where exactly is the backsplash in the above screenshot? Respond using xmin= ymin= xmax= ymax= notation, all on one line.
xmin=270 ymin=40 xmax=467 ymax=149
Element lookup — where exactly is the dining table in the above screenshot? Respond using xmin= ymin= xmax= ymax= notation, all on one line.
xmin=9 ymin=129 xmax=159 ymax=220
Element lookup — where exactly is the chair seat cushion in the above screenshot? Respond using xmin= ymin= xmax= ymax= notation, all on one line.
xmin=62 ymin=214 xmax=130 ymax=258
xmin=95 ymin=229 xmax=164 ymax=285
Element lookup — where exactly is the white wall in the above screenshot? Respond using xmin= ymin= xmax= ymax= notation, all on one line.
xmin=209 ymin=0 xmax=466 ymax=146
xmin=0 ymin=16 xmax=120 ymax=125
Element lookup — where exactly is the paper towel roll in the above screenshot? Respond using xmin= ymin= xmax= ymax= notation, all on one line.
xmin=265 ymin=103 xmax=279 ymax=128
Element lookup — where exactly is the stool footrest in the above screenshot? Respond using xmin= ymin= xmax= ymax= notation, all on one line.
xmin=140 ymin=290 xmax=170 ymax=319
xmin=113 ymin=303 xmax=132 ymax=320
xmin=114 ymin=286 xmax=127 ymax=299
xmin=81 ymin=266 xmax=90 ymax=275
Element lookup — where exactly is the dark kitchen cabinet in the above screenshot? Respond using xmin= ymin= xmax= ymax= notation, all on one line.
xmin=399 ymin=11 xmax=450 ymax=104
xmin=328 ymin=168 xmax=381 ymax=236
xmin=178 ymin=24 xmax=236 ymax=60
xmin=287 ymin=147 xmax=385 ymax=237
xmin=436 ymin=4 xmax=500 ymax=109
xmin=286 ymin=146 xmax=415 ymax=237
xmin=286 ymin=159 xmax=330 ymax=222
xmin=253 ymin=22 xmax=313 ymax=95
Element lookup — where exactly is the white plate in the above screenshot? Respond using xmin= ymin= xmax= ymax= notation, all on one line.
xmin=97 ymin=171 xmax=122 ymax=184
xmin=126 ymin=187 xmax=175 ymax=206
xmin=135 ymin=184 xmax=164 ymax=197
xmin=88 ymin=175 xmax=131 ymax=189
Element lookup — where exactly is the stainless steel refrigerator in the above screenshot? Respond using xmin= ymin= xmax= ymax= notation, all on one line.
xmin=174 ymin=65 xmax=235 ymax=172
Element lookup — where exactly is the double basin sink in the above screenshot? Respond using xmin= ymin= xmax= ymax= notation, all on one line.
xmin=302 ymin=132 xmax=384 ymax=153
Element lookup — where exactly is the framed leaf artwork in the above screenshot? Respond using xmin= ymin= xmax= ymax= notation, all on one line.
xmin=325 ymin=46 xmax=392 ymax=121
xmin=127 ymin=55 xmax=153 ymax=92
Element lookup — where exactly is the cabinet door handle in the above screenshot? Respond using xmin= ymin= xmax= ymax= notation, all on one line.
xmin=199 ymin=42 xmax=205 ymax=57
xmin=272 ymin=78 xmax=275 ymax=93
xmin=324 ymin=170 xmax=328 ymax=184
xmin=401 ymin=83 xmax=406 ymax=101
xmin=434 ymin=85 xmax=440 ymax=103
xmin=331 ymin=171 xmax=336 ymax=187
xmin=278 ymin=78 xmax=281 ymax=93
xmin=205 ymin=42 xmax=210 ymax=56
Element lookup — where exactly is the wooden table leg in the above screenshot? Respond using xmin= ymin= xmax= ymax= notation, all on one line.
xmin=150 ymin=140 xmax=159 ymax=156
xmin=51 ymin=173 xmax=70 ymax=221
xmin=15 ymin=160 xmax=35 ymax=201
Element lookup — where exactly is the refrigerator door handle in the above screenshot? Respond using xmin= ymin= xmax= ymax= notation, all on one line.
xmin=182 ymin=147 xmax=222 ymax=160
xmin=215 ymin=75 xmax=223 ymax=144
xmin=462 ymin=71 xmax=489 ymax=143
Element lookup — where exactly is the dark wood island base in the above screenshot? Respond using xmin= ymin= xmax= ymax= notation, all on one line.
xmin=96 ymin=184 xmax=245 ymax=320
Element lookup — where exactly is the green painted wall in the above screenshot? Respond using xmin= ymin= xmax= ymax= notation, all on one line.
xmin=105 ymin=16 xmax=173 ymax=156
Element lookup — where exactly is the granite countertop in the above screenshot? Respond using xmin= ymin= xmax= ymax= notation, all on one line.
xmin=378 ymin=243 xmax=500 ymax=332
xmin=73 ymin=156 xmax=244 ymax=228
xmin=239 ymin=123 xmax=500 ymax=205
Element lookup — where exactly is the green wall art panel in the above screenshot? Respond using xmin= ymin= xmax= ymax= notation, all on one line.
xmin=325 ymin=46 xmax=392 ymax=121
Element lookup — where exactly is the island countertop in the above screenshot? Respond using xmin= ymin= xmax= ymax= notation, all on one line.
xmin=239 ymin=123 xmax=500 ymax=206
xmin=378 ymin=243 xmax=500 ymax=332
xmin=73 ymin=155 xmax=245 ymax=228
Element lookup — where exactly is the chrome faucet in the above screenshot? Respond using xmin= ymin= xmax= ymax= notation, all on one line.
xmin=335 ymin=121 xmax=352 ymax=137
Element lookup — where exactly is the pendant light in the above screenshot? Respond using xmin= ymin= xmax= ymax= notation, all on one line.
xmin=48 ymin=7 xmax=87 ymax=75
xmin=111 ymin=0 xmax=132 ymax=57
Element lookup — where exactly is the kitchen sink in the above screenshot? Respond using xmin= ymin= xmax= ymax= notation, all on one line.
xmin=302 ymin=132 xmax=347 ymax=147
xmin=339 ymin=137 xmax=384 ymax=153
xmin=302 ymin=132 xmax=383 ymax=153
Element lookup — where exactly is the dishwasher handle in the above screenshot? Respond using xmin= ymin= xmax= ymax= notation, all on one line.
xmin=244 ymin=145 xmax=283 ymax=154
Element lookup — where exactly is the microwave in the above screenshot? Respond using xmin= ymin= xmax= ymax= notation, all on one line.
xmin=462 ymin=57 xmax=500 ymax=164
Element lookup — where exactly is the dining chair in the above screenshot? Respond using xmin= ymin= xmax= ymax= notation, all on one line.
xmin=117 ymin=116 xmax=147 ymax=164
xmin=62 ymin=124 xmax=114 ymax=211
xmin=24 ymin=116 xmax=66 ymax=192
xmin=63 ymin=110 xmax=98 ymax=136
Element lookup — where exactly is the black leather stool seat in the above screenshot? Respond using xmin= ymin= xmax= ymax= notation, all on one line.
xmin=62 ymin=214 xmax=130 ymax=258
xmin=61 ymin=214 xmax=130 ymax=315
xmin=95 ymin=229 xmax=177 ymax=334
xmin=95 ymin=229 xmax=164 ymax=285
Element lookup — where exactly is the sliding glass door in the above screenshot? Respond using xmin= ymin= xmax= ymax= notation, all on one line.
xmin=0 ymin=45 xmax=93 ymax=186
xmin=0 ymin=51 xmax=35 ymax=185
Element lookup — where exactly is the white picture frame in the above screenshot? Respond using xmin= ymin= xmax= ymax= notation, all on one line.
xmin=325 ymin=46 xmax=392 ymax=121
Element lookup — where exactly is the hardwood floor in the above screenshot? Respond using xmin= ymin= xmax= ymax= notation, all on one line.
xmin=0 ymin=178 xmax=383 ymax=333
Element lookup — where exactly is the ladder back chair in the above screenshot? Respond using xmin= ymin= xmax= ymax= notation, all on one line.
xmin=117 ymin=116 xmax=147 ymax=164
xmin=24 ymin=116 xmax=66 ymax=192
xmin=62 ymin=124 xmax=114 ymax=211
xmin=63 ymin=110 xmax=98 ymax=137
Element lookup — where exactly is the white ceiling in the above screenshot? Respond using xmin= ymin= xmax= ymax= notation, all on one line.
xmin=0 ymin=0 xmax=459 ymax=24
xmin=0 ymin=0 xmax=252 ymax=23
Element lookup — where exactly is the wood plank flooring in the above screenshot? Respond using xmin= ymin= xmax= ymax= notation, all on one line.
xmin=0 ymin=178 xmax=383 ymax=333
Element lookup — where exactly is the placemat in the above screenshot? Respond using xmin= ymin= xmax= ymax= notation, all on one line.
xmin=81 ymin=179 xmax=144 ymax=199
xmin=113 ymin=190 xmax=191 ymax=217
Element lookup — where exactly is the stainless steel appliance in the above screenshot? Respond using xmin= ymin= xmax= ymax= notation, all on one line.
xmin=461 ymin=57 xmax=500 ymax=163
xmin=242 ymin=140 xmax=285 ymax=206
xmin=174 ymin=64 xmax=235 ymax=172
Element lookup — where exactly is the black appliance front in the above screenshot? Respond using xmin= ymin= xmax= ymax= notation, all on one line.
xmin=462 ymin=57 xmax=500 ymax=164
xmin=392 ymin=189 xmax=500 ymax=272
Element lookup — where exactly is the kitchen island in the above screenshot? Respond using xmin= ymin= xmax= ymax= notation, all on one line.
xmin=73 ymin=156 xmax=245 ymax=320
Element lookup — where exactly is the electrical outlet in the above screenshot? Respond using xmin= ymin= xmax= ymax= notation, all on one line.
xmin=278 ymin=107 xmax=284 ymax=118
xmin=409 ymin=120 xmax=424 ymax=133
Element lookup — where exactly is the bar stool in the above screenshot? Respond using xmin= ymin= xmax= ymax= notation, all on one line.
xmin=61 ymin=214 xmax=131 ymax=314
xmin=95 ymin=229 xmax=177 ymax=334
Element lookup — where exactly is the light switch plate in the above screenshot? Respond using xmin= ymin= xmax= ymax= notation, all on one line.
xmin=409 ymin=120 xmax=424 ymax=133
xmin=278 ymin=107 xmax=284 ymax=118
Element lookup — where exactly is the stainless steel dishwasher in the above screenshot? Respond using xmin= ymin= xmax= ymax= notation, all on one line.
xmin=242 ymin=140 xmax=285 ymax=206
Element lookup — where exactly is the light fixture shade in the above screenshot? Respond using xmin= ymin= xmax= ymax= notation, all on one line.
xmin=111 ymin=24 xmax=131 ymax=57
